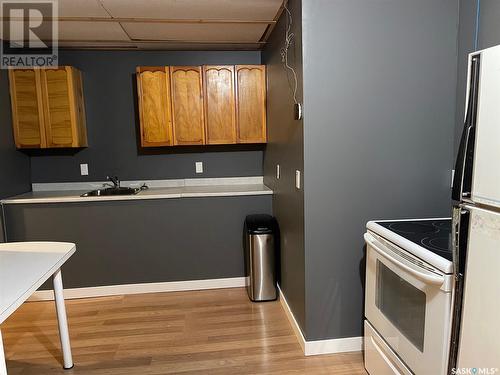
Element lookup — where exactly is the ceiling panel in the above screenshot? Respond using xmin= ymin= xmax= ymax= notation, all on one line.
xmin=58 ymin=0 xmax=111 ymax=18
xmin=59 ymin=21 xmax=130 ymax=41
xmin=100 ymin=0 xmax=282 ymax=20
xmin=122 ymin=22 xmax=267 ymax=42
xmin=5 ymin=0 xmax=285 ymax=50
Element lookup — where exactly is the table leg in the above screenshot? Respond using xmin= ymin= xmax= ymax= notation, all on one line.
xmin=53 ymin=269 xmax=74 ymax=370
xmin=0 ymin=329 xmax=7 ymax=375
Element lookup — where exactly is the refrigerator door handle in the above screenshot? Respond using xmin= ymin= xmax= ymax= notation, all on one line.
xmin=448 ymin=206 xmax=471 ymax=374
xmin=452 ymin=54 xmax=481 ymax=201
xmin=458 ymin=126 xmax=474 ymax=199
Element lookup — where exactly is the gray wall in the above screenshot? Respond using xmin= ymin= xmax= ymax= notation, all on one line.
xmin=29 ymin=50 xmax=264 ymax=183
xmin=301 ymin=0 xmax=459 ymax=340
xmin=455 ymin=0 xmax=500 ymax=154
xmin=262 ymin=0 xmax=306 ymax=332
xmin=0 ymin=71 xmax=31 ymax=199
xmin=4 ymin=195 xmax=272 ymax=289
xmin=0 ymin=70 xmax=32 ymax=242
xmin=478 ymin=0 xmax=500 ymax=49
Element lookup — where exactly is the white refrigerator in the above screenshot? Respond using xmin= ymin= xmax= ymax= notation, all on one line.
xmin=449 ymin=44 xmax=500 ymax=372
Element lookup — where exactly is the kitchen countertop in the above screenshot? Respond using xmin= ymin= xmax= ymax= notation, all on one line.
xmin=1 ymin=177 xmax=273 ymax=205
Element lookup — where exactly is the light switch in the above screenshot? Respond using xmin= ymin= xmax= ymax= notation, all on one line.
xmin=276 ymin=164 xmax=281 ymax=179
xmin=195 ymin=162 xmax=203 ymax=174
xmin=80 ymin=163 xmax=89 ymax=176
xmin=295 ymin=170 xmax=301 ymax=189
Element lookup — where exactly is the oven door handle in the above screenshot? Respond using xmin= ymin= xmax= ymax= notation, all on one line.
xmin=364 ymin=233 xmax=445 ymax=286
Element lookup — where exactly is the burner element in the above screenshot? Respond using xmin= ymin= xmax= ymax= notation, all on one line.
xmin=421 ymin=236 xmax=452 ymax=254
xmin=388 ymin=222 xmax=437 ymax=235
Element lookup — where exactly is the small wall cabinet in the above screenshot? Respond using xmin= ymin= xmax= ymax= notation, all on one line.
xmin=8 ymin=66 xmax=88 ymax=149
xmin=136 ymin=64 xmax=266 ymax=147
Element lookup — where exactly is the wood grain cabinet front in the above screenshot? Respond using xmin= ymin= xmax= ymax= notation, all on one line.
xmin=8 ymin=69 xmax=46 ymax=148
xmin=170 ymin=66 xmax=205 ymax=146
xmin=136 ymin=67 xmax=173 ymax=147
xmin=235 ymin=65 xmax=267 ymax=144
xmin=203 ymin=65 xmax=236 ymax=145
xmin=9 ymin=66 xmax=87 ymax=149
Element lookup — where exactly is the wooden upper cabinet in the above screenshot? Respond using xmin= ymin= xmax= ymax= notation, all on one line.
xmin=170 ymin=66 xmax=205 ymax=145
xmin=203 ymin=65 xmax=236 ymax=145
xmin=134 ymin=64 xmax=266 ymax=147
xmin=8 ymin=66 xmax=87 ymax=149
xmin=136 ymin=67 xmax=172 ymax=147
xmin=235 ymin=65 xmax=267 ymax=143
xmin=8 ymin=69 xmax=46 ymax=148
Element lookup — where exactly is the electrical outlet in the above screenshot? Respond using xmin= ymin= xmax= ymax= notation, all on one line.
xmin=80 ymin=163 xmax=89 ymax=176
xmin=295 ymin=170 xmax=301 ymax=189
xmin=276 ymin=164 xmax=280 ymax=179
xmin=195 ymin=162 xmax=203 ymax=174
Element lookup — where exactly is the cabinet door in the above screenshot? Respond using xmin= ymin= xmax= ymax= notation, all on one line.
xmin=70 ymin=69 xmax=88 ymax=147
xmin=137 ymin=67 xmax=172 ymax=147
xmin=170 ymin=66 xmax=205 ymax=145
xmin=203 ymin=65 xmax=236 ymax=144
xmin=41 ymin=67 xmax=80 ymax=147
xmin=8 ymin=69 xmax=46 ymax=148
xmin=235 ymin=65 xmax=266 ymax=143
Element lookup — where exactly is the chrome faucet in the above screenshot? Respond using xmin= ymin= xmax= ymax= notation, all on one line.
xmin=106 ymin=175 xmax=120 ymax=188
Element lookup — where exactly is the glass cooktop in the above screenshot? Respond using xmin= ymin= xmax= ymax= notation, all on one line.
xmin=377 ymin=219 xmax=452 ymax=261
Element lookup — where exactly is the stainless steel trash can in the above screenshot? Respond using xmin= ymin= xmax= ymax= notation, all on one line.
xmin=244 ymin=214 xmax=277 ymax=301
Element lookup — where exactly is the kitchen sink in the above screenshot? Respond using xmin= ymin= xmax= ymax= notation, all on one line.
xmin=81 ymin=187 xmax=140 ymax=197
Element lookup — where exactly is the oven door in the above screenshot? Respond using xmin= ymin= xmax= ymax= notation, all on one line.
xmin=364 ymin=232 xmax=453 ymax=375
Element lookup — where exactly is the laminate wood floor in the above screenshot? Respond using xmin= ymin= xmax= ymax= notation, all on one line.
xmin=2 ymin=288 xmax=366 ymax=374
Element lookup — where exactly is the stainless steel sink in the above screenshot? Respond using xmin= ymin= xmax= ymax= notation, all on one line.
xmin=81 ymin=187 xmax=140 ymax=197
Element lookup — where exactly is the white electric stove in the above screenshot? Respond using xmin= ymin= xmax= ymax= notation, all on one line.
xmin=364 ymin=218 xmax=454 ymax=375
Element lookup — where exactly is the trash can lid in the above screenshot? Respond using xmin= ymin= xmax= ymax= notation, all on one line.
xmin=245 ymin=214 xmax=275 ymax=234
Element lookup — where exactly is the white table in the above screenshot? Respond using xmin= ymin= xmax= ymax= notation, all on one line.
xmin=0 ymin=242 xmax=76 ymax=374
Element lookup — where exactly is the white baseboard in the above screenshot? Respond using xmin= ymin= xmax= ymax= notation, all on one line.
xmin=29 ymin=277 xmax=246 ymax=301
xmin=278 ymin=285 xmax=363 ymax=356
xmin=305 ymin=336 xmax=363 ymax=356
xmin=278 ymin=284 xmax=307 ymax=353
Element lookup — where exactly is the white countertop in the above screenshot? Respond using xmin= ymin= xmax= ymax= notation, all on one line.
xmin=0 ymin=242 xmax=76 ymax=324
xmin=1 ymin=179 xmax=273 ymax=205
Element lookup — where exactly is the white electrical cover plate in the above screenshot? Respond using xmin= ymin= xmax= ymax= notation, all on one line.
xmin=80 ymin=164 xmax=89 ymax=176
xmin=195 ymin=162 xmax=203 ymax=174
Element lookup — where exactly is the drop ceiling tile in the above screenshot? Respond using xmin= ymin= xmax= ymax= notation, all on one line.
xmin=59 ymin=21 xmax=130 ymax=41
xmin=58 ymin=0 xmax=111 ymax=18
xmin=100 ymin=0 xmax=283 ymax=20
xmin=121 ymin=22 xmax=267 ymax=42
